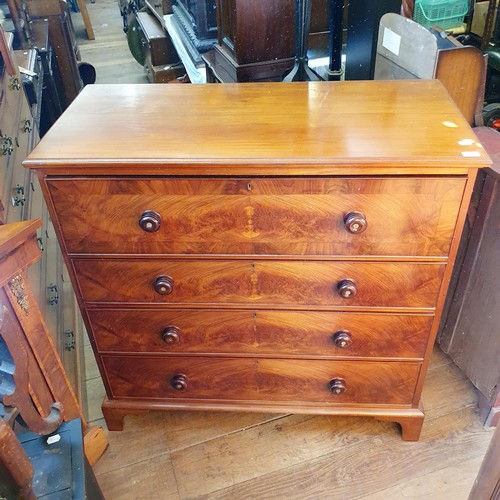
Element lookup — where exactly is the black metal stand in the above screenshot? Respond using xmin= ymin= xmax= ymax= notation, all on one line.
xmin=327 ymin=0 xmax=344 ymax=80
xmin=283 ymin=0 xmax=321 ymax=81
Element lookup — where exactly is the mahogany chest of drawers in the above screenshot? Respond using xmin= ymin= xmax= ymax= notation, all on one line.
xmin=24 ymin=80 xmax=490 ymax=440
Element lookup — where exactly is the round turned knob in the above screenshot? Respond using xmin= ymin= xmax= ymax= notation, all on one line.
xmin=336 ymin=279 xmax=357 ymax=299
xmin=153 ymin=275 xmax=174 ymax=295
xmin=139 ymin=210 xmax=161 ymax=233
xmin=333 ymin=330 xmax=352 ymax=349
xmin=329 ymin=378 xmax=347 ymax=395
xmin=344 ymin=211 xmax=367 ymax=234
xmin=162 ymin=326 xmax=180 ymax=345
xmin=171 ymin=374 xmax=188 ymax=391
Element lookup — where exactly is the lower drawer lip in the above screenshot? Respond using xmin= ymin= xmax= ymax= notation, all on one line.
xmin=85 ymin=302 xmax=437 ymax=313
xmin=96 ymin=351 xmax=425 ymax=363
xmin=104 ymin=396 xmax=415 ymax=409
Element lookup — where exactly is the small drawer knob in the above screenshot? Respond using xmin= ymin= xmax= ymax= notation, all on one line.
xmin=139 ymin=210 xmax=161 ymax=232
xmin=336 ymin=279 xmax=357 ymax=299
xmin=333 ymin=330 xmax=352 ymax=348
xmin=171 ymin=374 xmax=188 ymax=391
xmin=162 ymin=326 xmax=180 ymax=344
xmin=344 ymin=211 xmax=367 ymax=234
xmin=154 ymin=275 xmax=174 ymax=295
xmin=329 ymin=378 xmax=346 ymax=395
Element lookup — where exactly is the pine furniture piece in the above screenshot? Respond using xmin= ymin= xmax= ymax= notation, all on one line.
xmin=0 ymin=219 xmax=108 ymax=464
xmin=0 ymin=26 xmax=85 ymax=399
xmin=24 ymin=80 xmax=490 ymax=441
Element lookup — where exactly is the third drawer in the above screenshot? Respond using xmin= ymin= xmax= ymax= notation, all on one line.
xmin=88 ymin=309 xmax=433 ymax=359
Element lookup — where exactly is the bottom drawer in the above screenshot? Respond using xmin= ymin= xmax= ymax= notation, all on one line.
xmin=103 ymin=356 xmax=420 ymax=406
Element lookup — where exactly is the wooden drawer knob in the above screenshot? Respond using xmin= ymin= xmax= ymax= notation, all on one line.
xmin=344 ymin=211 xmax=367 ymax=234
xmin=171 ymin=374 xmax=188 ymax=391
xmin=139 ymin=210 xmax=161 ymax=232
xmin=336 ymin=279 xmax=357 ymax=299
xmin=154 ymin=275 xmax=174 ymax=295
xmin=162 ymin=326 xmax=180 ymax=344
xmin=329 ymin=378 xmax=347 ymax=395
xmin=333 ymin=330 xmax=352 ymax=348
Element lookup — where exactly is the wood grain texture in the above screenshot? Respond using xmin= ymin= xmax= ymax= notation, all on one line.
xmin=25 ymin=78 xmax=486 ymax=441
xmin=47 ymin=176 xmax=465 ymax=256
xmin=223 ymin=0 xmax=294 ymax=64
xmin=88 ymin=309 xmax=433 ymax=359
xmin=74 ymin=259 xmax=445 ymax=308
xmin=24 ymin=81 xmax=490 ymax=170
xmin=102 ymin=356 xmax=420 ymax=405
xmin=196 ymin=406 xmax=491 ymax=500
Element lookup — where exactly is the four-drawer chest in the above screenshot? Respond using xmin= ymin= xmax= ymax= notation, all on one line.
xmin=24 ymin=80 xmax=490 ymax=440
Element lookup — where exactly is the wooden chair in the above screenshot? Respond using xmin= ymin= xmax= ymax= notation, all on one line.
xmin=375 ymin=12 xmax=486 ymax=126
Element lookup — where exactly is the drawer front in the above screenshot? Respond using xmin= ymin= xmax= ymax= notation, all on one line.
xmin=47 ymin=177 xmax=465 ymax=256
xmin=103 ymin=356 xmax=420 ymax=405
xmin=89 ymin=309 xmax=432 ymax=359
xmin=75 ymin=259 xmax=445 ymax=308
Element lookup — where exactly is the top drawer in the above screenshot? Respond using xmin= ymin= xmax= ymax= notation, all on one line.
xmin=46 ymin=176 xmax=465 ymax=256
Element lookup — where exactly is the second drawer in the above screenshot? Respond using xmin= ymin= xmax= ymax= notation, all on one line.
xmin=89 ymin=309 xmax=433 ymax=359
xmin=74 ymin=259 xmax=445 ymax=308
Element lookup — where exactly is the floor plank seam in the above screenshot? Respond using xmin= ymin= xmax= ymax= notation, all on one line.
xmin=168 ymin=413 xmax=293 ymax=453
xmin=95 ymin=449 xmax=173 ymax=479
xmin=200 ymin=413 xmax=491 ymax=500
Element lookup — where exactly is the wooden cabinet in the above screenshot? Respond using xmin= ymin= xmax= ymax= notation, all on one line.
xmin=24 ymin=80 xmax=490 ymax=441
xmin=439 ymin=126 xmax=500 ymax=427
xmin=210 ymin=0 xmax=295 ymax=81
xmin=136 ymin=10 xmax=180 ymax=83
xmin=0 ymin=28 xmax=84 ymax=398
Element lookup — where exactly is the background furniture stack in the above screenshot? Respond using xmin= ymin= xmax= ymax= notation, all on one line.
xmin=0 ymin=27 xmax=87 ymax=406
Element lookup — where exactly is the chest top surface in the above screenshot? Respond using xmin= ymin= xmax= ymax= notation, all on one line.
xmin=24 ymin=80 xmax=490 ymax=171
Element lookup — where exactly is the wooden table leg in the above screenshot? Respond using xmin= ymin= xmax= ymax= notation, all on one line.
xmin=76 ymin=0 xmax=95 ymax=40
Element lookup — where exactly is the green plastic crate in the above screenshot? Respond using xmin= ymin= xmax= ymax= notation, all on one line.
xmin=414 ymin=0 xmax=468 ymax=29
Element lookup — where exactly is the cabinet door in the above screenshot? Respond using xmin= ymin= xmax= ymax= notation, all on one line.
xmin=6 ymin=96 xmax=34 ymax=223
xmin=42 ymin=214 xmax=60 ymax=345
xmin=26 ymin=171 xmax=46 ymax=305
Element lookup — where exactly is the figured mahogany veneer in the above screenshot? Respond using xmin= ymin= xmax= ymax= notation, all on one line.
xmin=74 ymin=259 xmax=445 ymax=308
xmin=23 ymin=81 xmax=490 ymax=441
xmin=102 ymin=356 xmax=421 ymax=405
xmin=46 ymin=177 xmax=465 ymax=257
xmin=88 ymin=309 xmax=433 ymax=359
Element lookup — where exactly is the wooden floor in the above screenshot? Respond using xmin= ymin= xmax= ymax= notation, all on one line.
xmin=70 ymin=2 xmax=494 ymax=499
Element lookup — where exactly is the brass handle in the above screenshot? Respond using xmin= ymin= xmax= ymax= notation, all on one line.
xmin=2 ymin=137 xmax=13 ymax=156
xmin=21 ymin=118 xmax=32 ymax=133
xmin=162 ymin=326 xmax=180 ymax=344
xmin=139 ymin=210 xmax=161 ymax=233
xmin=344 ymin=211 xmax=367 ymax=234
xmin=329 ymin=378 xmax=346 ymax=395
xmin=333 ymin=330 xmax=352 ymax=348
xmin=153 ymin=275 xmax=174 ymax=295
xmin=171 ymin=374 xmax=188 ymax=391
xmin=336 ymin=279 xmax=357 ymax=299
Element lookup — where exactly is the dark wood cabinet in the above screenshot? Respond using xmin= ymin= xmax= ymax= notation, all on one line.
xmin=439 ymin=126 xmax=500 ymax=428
xmin=209 ymin=0 xmax=295 ymax=82
xmin=24 ymin=80 xmax=489 ymax=441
